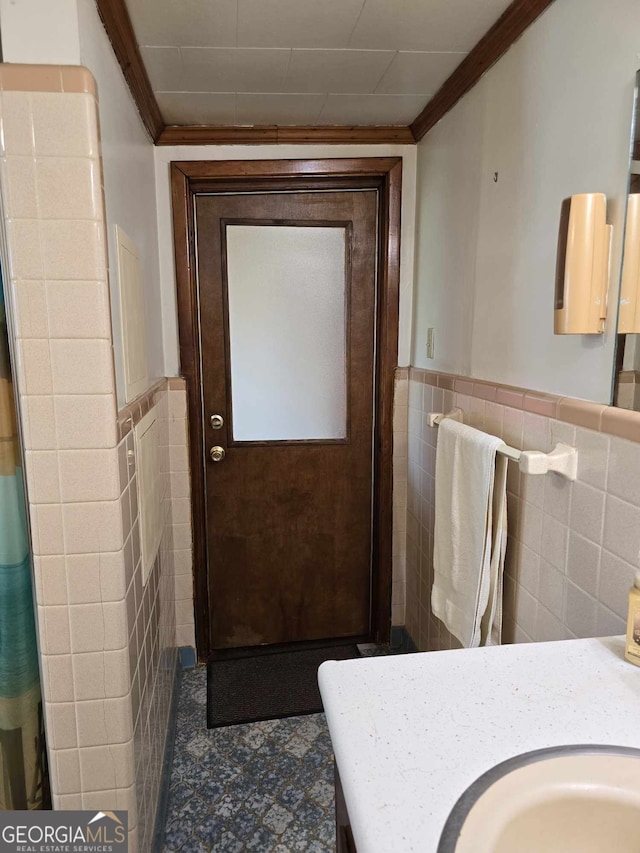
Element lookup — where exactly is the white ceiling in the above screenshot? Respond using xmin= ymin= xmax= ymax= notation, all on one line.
xmin=124 ymin=0 xmax=513 ymax=127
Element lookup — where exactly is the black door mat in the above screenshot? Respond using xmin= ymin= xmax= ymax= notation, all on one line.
xmin=207 ymin=643 xmax=360 ymax=728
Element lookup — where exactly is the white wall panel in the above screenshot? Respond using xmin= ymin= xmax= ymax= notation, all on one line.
xmin=412 ymin=0 xmax=640 ymax=403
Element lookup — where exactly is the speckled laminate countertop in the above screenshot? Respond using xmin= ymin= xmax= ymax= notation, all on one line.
xmin=318 ymin=636 xmax=640 ymax=852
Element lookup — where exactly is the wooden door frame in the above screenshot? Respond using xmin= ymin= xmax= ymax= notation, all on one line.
xmin=170 ymin=158 xmax=402 ymax=662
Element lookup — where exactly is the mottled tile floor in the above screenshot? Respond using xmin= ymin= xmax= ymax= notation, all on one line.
xmin=163 ymin=666 xmax=336 ymax=852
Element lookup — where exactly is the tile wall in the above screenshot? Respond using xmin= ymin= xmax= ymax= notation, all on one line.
xmin=166 ymin=385 xmax=195 ymax=649
xmin=117 ymin=383 xmax=179 ymax=851
xmin=0 ymin=64 xmax=193 ymax=850
xmin=118 ymin=378 xmax=195 ymax=652
xmin=392 ymin=368 xmax=408 ymax=628
xmin=403 ymin=368 xmax=640 ymax=653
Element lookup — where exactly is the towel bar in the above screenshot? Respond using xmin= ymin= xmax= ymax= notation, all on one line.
xmin=427 ymin=409 xmax=578 ymax=481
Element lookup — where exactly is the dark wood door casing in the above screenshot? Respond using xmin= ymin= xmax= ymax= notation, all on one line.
xmin=171 ymin=158 xmax=401 ymax=661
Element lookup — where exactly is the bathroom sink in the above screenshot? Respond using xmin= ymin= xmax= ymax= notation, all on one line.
xmin=438 ymin=745 xmax=640 ymax=853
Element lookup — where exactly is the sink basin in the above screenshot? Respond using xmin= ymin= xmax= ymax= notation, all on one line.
xmin=438 ymin=745 xmax=640 ymax=853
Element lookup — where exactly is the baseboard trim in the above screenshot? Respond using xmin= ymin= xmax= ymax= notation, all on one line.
xmin=390 ymin=626 xmax=418 ymax=653
xmin=179 ymin=645 xmax=196 ymax=669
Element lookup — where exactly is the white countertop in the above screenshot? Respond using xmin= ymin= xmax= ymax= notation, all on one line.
xmin=318 ymin=636 xmax=640 ymax=853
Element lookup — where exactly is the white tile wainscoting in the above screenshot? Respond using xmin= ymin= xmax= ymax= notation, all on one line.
xmin=0 ymin=64 xmax=194 ymax=851
xmin=403 ymin=368 xmax=640 ymax=652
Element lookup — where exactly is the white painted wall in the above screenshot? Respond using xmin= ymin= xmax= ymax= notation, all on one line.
xmin=77 ymin=0 xmax=162 ymax=405
xmin=0 ymin=0 xmax=81 ymax=64
xmin=154 ymin=145 xmax=417 ymax=375
xmin=412 ymin=0 xmax=640 ymax=403
xmin=412 ymin=82 xmax=486 ymax=377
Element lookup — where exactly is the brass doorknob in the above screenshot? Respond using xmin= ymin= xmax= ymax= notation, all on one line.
xmin=210 ymin=446 xmax=225 ymax=463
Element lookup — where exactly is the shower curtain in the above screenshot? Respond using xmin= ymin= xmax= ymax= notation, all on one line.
xmin=0 ymin=278 xmax=47 ymax=809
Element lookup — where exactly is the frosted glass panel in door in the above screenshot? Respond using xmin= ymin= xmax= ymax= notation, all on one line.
xmin=226 ymin=225 xmax=347 ymax=441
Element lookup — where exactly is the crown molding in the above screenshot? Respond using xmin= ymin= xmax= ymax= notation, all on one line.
xmin=95 ymin=0 xmax=164 ymax=142
xmin=96 ymin=0 xmax=556 ymax=147
xmin=157 ymin=124 xmax=416 ymax=146
xmin=411 ymin=0 xmax=557 ymax=141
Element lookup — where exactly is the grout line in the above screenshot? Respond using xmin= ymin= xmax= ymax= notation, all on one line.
xmin=346 ymin=0 xmax=369 ymax=48
xmin=235 ymin=0 xmax=238 ymax=47
xmin=372 ymin=49 xmax=398 ymax=95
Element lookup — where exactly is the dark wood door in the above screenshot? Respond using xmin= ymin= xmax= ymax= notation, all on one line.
xmin=195 ymin=190 xmax=378 ymax=649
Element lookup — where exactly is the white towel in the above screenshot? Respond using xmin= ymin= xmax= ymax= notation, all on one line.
xmin=431 ymin=418 xmax=508 ymax=648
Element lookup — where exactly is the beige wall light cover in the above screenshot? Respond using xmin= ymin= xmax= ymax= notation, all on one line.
xmin=618 ymin=193 xmax=640 ymax=334
xmin=554 ymin=192 xmax=612 ymax=334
